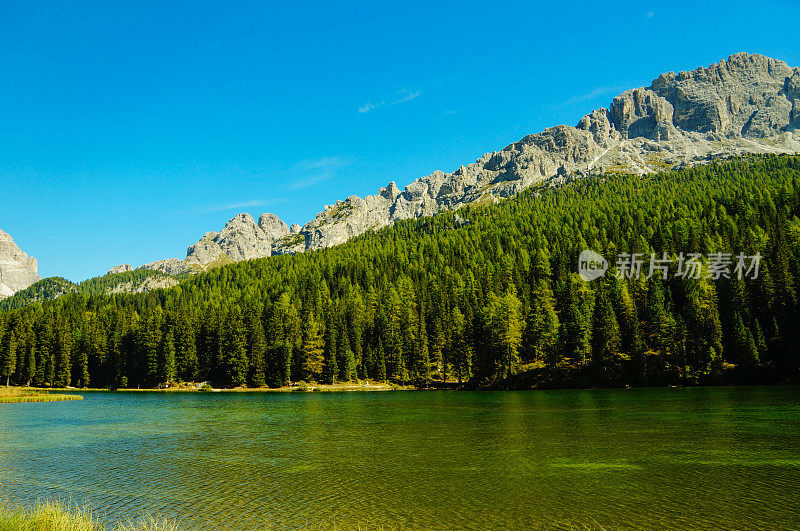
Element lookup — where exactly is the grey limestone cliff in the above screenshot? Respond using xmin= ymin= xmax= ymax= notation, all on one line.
xmin=0 ymin=229 xmax=41 ymax=298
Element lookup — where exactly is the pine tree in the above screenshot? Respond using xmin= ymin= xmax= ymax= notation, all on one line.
xmin=221 ymin=307 xmax=248 ymax=387
xmin=411 ymin=308 xmax=430 ymax=385
xmin=1 ymin=329 xmax=16 ymax=386
xmin=375 ymin=338 xmax=387 ymax=382
xmin=301 ymin=313 xmax=325 ymax=382
xmin=75 ymin=341 xmax=90 ymax=388
xmin=524 ymin=279 xmax=560 ymax=364
xmin=337 ymin=327 xmax=352 ymax=381
xmin=428 ymin=318 xmax=445 ymax=380
xmin=83 ymin=313 xmax=107 ymax=387
xmin=139 ymin=312 xmax=161 ymax=387
xmin=753 ymin=319 xmax=768 ymax=360
xmin=449 ymin=307 xmax=472 ymax=384
xmin=559 ymin=276 xmax=594 ymax=365
xmin=323 ymin=321 xmax=338 ymax=384
xmin=198 ymin=310 xmax=220 ymax=382
xmin=176 ymin=313 xmax=198 ymax=382
xmin=732 ymin=312 xmax=759 ymax=367
xmin=591 ymin=285 xmax=624 ymax=379
xmin=53 ymin=322 xmax=72 ymax=388
xmin=279 ymin=341 xmax=293 ymax=386
xmin=246 ymin=311 xmax=267 ymax=387
xmin=23 ymin=338 xmax=36 ymax=386
xmin=479 ymin=287 xmax=523 ymax=380
xmin=343 ymin=349 xmax=357 ymax=382
xmin=159 ymin=329 xmax=177 ymax=384
xmin=394 ymin=344 xmax=408 ymax=385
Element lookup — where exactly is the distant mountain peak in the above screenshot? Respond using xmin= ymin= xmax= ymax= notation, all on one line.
xmin=0 ymin=229 xmax=41 ymax=299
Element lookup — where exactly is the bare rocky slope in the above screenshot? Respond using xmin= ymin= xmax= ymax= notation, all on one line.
xmin=0 ymin=229 xmax=41 ymax=298
xmin=141 ymin=53 xmax=800 ymax=276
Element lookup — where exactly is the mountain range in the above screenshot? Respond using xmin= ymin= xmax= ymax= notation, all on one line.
xmin=137 ymin=52 xmax=800 ymax=276
xmin=2 ymin=52 xmax=800 ymax=296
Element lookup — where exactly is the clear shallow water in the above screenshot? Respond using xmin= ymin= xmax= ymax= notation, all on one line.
xmin=0 ymin=387 xmax=799 ymax=530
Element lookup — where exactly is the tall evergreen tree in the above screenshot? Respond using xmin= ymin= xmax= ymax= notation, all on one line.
xmin=221 ymin=307 xmax=248 ymax=387
xmin=1 ymin=329 xmax=16 ymax=387
xmin=246 ymin=311 xmax=267 ymax=387
xmin=301 ymin=313 xmax=325 ymax=382
xmin=159 ymin=329 xmax=177 ymax=384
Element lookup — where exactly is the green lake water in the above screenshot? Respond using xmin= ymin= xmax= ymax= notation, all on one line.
xmin=0 ymin=386 xmax=799 ymax=529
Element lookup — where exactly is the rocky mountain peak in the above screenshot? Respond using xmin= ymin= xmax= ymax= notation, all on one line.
xmin=0 ymin=229 xmax=41 ymax=298
xmin=648 ymin=52 xmax=799 ymax=137
xmin=141 ymin=211 xmax=291 ymax=275
xmin=109 ymin=264 xmax=133 ymax=274
xmin=258 ymin=213 xmax=290 ymax=240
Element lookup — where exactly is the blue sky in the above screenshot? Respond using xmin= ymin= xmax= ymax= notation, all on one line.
xmin=1 ymin=0 xmax=798 ymax=281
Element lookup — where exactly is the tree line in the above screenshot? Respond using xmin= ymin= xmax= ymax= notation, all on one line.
xmin=1 ymin=155 xmax=799 ymax=389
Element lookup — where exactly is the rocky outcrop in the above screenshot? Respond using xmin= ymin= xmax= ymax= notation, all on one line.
xmin=109 ymin=264 xmax=133 ymax=274
xmin=139 ymin=258 xmax=190 ymax=277
xmin=142 ymin=212 xmax=290 ymax=275
xmin=106 ymin=274 xmax=179 ymax=294
xmin=140 ymin=53 xmax=800 ymax=273
xmin=609 ymin=88 xmax=678 ymax=141
xmin=649 ymin=53 xmax=796 ymax=137
xmin=0 ymin=229 xmax=41 ymax=298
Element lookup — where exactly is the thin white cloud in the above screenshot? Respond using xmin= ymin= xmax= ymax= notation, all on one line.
xmin=358 ymin=102 xmax=383 ymax=114
xmin=288 ymin=173 xmax=335 ymax=189
xmin=291 ymin=155 xmax=353 ymax=172
xmin=198 ymin=199 xmax=286 ymax=214
xmin=390 ymin=89 xmax=421 ymax=105
xmin=565 ymin=85 xmax=626 ymax=106
xmin=562 ymin=82 xmax=647 ymax=107
xmin=358 ymin=88 xmax=422 ymax=113
xmin=288 ymin=155 xmax=355 ymax=189
xmin=189 ymin=156 xmax=354 ymax=211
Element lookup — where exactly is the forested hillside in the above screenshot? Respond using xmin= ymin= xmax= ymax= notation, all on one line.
xmin=1 ymin=155 xmax=799 ymax=389
xmin=0 ymin=269 xmax=177 ymax=311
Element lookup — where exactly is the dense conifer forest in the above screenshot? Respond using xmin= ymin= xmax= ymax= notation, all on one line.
xmin=1 ymin=155 xmax=799 ymax=389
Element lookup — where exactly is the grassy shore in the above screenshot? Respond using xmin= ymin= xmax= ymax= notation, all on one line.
xmin=0 ymin=501 xmax=177 ymax=530
xmin=40 ymin=380 xmax=414 ymax=393
xmin=0 ymin=387 xmax=83 ymax=404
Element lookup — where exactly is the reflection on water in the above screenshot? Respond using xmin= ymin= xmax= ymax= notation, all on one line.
xmin=1 ymin=387 xmax=799 ymax=529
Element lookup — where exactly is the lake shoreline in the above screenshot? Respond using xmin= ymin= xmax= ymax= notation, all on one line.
xmin=17 ymin=377 xmax=800 ymax=396
xmin=19 ymin=381 xmax=414 ymax=394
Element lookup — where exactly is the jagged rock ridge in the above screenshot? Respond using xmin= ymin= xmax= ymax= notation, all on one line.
xmin=141 ymin=53 xmax=800 ymax=275
xmin=0 ymin=229 xmax=41 ymax=299
xmin=108 ymin=264 xmax=133 ymax=274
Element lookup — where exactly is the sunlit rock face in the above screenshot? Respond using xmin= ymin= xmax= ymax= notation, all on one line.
xmin=0 ymin=229 xmax=41 ymax=298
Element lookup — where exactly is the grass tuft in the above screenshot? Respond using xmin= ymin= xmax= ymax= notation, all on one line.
xmin=0 ymin=387 xmax=83 ymax=404
xmin=0 ymin=501 xmax=179 ymax=531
